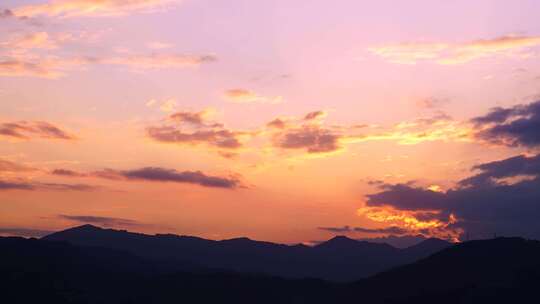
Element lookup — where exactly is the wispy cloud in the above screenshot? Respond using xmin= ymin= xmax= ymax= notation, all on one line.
xmin=317 ymin=225 xmax=408 ymax=235
xmin=58 ymin=214 xmax=142 ymax=227
xmin=0 ymin=57 xmax=85 ymax=78
xmin=12 ymin=0 xmax=180 ymax=18
xmin=0 ymin=179 xmax=99 ymax=192
xmin=0 ymin=158 xmax=37 ymax=173
xmin=146 ymin=98 xmax=178 ymax=113
xmin=0 ymin=53 xmax=216 ymax=78
xmin=1 ymin=32 xmax=57 ymax=50
xmin=0 ymin=121 xmax=76 ymax=140
xmin=223 ymin=88 xmax=283 ymax=104
xmin=266 ymin=111 xmax=471 ymax=157
xmin=369 ymin=35 xmax=540 ymax=65
xmin=52 ymin=166 xmax=241 ymax=189
xmin=104 ymin=53 xmax=216 ymax=69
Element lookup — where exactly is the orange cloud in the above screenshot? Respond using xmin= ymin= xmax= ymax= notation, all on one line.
xmin=0 ymin=57 xmax=87 ymax=78
xmin=224 ymin=89 xmax=283 ymax=104
xmin=104 ymin=53 xmax=216 ymax=69
xmin=0 ymin=53 xmax=216 ymax=78
xmin=13 ymin=0 xmax=180 ymax=18
xmin=344 ymin=114 xmax=474 ymax=145
xmin=369 ymin=35 xmax=540 ymax=65
xmin=1 ymin=32 xmax=57 ymax=50
xmin=357 ymin=207 xmax=461 ymax=241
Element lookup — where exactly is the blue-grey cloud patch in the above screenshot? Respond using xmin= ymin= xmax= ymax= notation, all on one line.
xmin=472 ymin=100 xmax=540 ymax=148
xmin=121 ymin=167 xmax=239 ymax=188
xmin=0 ymin=179 xmax=99 ymax=192
xmin=52 ymin=166 xmax=241 ymax=189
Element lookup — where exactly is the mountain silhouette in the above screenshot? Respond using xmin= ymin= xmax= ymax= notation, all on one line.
xmin=347 ymin=237 xmax=540 ymax=303
xmin=42 ymin=225 xmax=450 ymax=281
xmin=3 ymin=234 xmax=540 ymax=303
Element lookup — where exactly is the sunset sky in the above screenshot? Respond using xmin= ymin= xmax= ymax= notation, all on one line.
xmin=1 ymin=0 xmax=540 ymax=244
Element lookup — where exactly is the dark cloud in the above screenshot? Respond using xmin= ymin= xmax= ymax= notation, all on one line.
xmin=170 ymin=111 xmax=209 ymax=126
xmin=0 ymin=9 xmax=14 ymax=18
xmin=366 ymin=183 xmax=446 ymax=211
xmin=147 ymin=126 xmax=242 ymax=149
xmin=51 ymin=167 xmax=240 ymax=189
xmin=0 ymin=121 xmax=75 ymax=140
xmin=58 ymin=215 xmax=141 ymax=228
xmin=147 ymin=110 xmax=244 ymax=150
xmin=120 ymin=167 xmax=239 ymax=189
xmin=354 ymin=226 xmax=409 ymax=235
xmin=267 ymin=118 xmax=287 ymax=129
xmin=38 ymin=182 xmax=99 ymax=192
xmin=274 ymin=126 xmax=341 ymax=153
xmin=51 ymin=168 xmax=86 ymax=177
xmin=0 ymin=179 xmax=98 ymax=192
xmin=317 ymin=226 xmax=352 ymax=233
xmin=304 ymin=111 xmax=325 ymax=120
xmin=0 ymin=180 xmax=34 ymax=190
xmin=317 ymin=225 xmax=408 ymax=235
xmin=365 ymin=153 xmax=540 ymax=240
xmin=472 ymin=100 xmax=540 ymax=148
xmin=459 ymin=154 xmax=540 ymax=187
xmin=0 ymin=227 xmax=53 ymax=238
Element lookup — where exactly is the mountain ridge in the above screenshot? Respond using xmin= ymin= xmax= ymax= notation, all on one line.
xmin=42 ymin=224 xmax=451 ymax=281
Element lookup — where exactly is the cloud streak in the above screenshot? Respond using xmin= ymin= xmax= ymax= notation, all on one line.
xmin=52 ymin=166 xmax=241 ymax=189
xmin=0 ymin=52 xmax=216 ymax=78
xmin=0 ymin=159 xmax=36 ymax=173
xmin=317 ymin=225 xmax=408 ymax=235
xmin=0 ymin=179 xmax=99 ymax=192
xmin=369 ymin=35 xmax=540 ymax=65
xmin=12 ymin=0 xmax=180 ymax=18
xmin=0 ymin=121 xmax=76 ymax=140
xmin=223 ymin=88 xmax=283 ymax=104
xmin=58 ymin=215 xmax=142 ymax=227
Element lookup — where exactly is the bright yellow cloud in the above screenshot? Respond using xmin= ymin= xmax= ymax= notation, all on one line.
xmin=223 ymin=89 xmax=283 ymax=104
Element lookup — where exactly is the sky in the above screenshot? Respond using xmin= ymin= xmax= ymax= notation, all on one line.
xmin=1 ymin=0 xmax=540 ymax=244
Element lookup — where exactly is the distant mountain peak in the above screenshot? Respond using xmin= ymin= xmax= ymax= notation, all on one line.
xmin=316 ymin=235 xmax=359 ymax=248
xmin=76 ymin=224 xmax=103 ymax=230
xmin=330 ymin=235 xmax=355 ymax=241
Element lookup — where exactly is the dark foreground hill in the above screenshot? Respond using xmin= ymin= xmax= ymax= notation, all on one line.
xmin=42 ymin=225 xmax=450 ymax=281
xmin=352 ymin=237 xmax=540 ymax=303
xmin=2 ymin=236 xmax=540 ymax=303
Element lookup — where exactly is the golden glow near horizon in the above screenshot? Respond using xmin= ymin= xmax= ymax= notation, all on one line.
xmin=1 ymin=0 xmax=539 ymax=243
